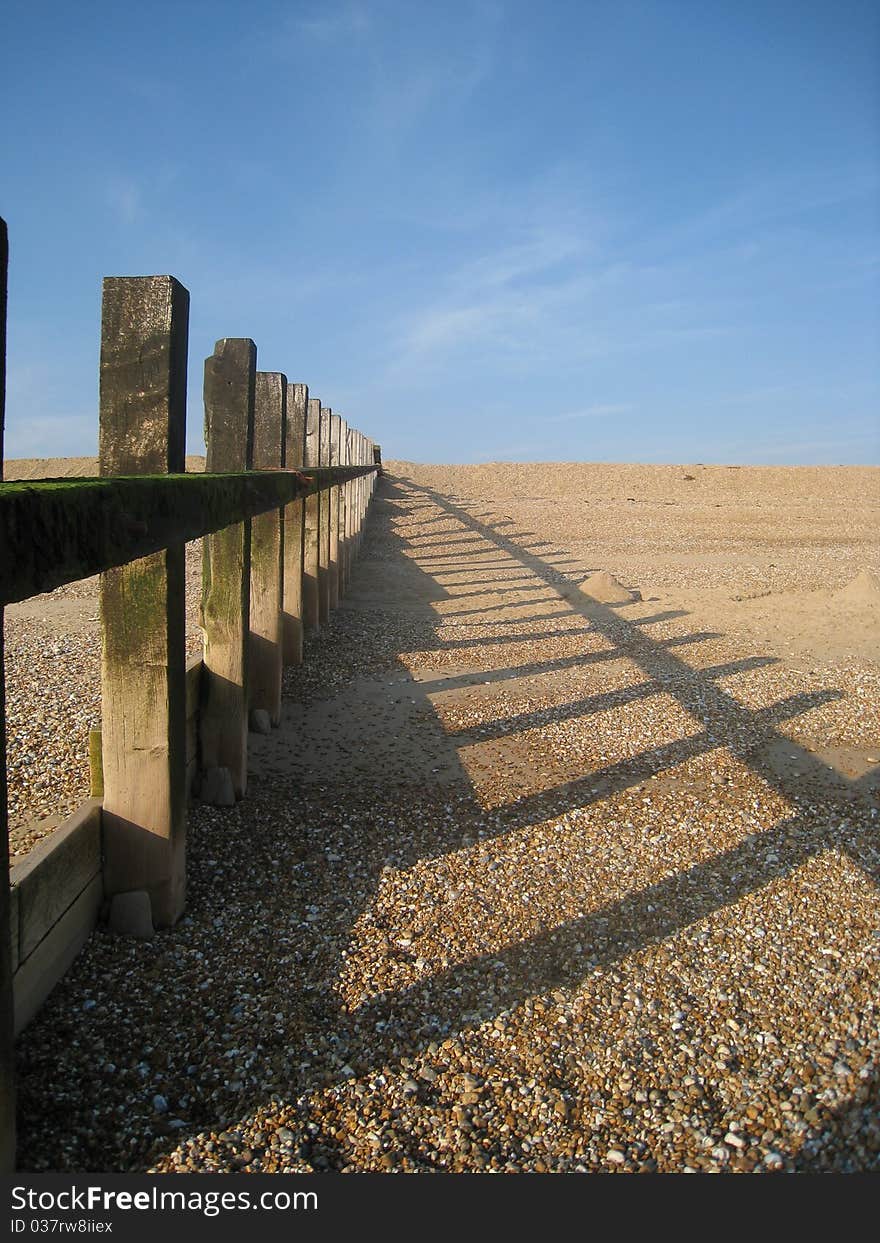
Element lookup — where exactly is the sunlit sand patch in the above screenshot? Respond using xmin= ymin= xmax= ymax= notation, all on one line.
xmin=454 ymin=688 xmax=707 ymax=808
xmin=428 ymin=654 xmax=644 ymax=734
xmin=332 ymin=774 xmax=809 ymax=1010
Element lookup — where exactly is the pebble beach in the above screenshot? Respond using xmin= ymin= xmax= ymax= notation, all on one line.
xmin=8 ymin=459 xmax=880 ymax=1172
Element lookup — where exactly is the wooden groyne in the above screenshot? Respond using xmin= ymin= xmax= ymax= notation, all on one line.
xmin=0 ymin=218 xmax=380 ymax=1170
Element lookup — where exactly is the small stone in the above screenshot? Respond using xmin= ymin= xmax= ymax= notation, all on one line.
xmin=606 ymin=1149 xmax=626 ymax=1164
xmin=108 ymin=890 xmax=154 ymax=940
xmin=249 ymin=709 xmax=272 ymax=735
xmin=200 ymin=766 xmax=235 ymax=806
xmin=152 ymin=1094 xmax=168 ymax=1114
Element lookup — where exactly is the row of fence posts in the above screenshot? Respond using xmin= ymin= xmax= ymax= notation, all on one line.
xmin=98 ymin=274 xmax=378 ymax=927
xmin=0 ymin=242 xmax=379 ymax=1169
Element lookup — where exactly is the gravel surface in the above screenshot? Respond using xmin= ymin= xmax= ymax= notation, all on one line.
xmin=11 ymin=462 xmax=880 ymax=1173
xmin=5 ymin=544 xmax=205 ymax=858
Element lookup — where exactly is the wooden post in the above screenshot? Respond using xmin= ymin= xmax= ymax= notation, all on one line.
xmin=201 ymin=338 xmax=256 ymax=800
xmin=351 ymin=431 xmax=360 ymax=556
xmin=0 ymin=216 xmax=15 ymax=1172
xmin=249 ymin=371 xmax=286 ymax=727
xmin=282 ymin=382 xmax=308 ymax=664
xmin=302 ymin=397 xmax=321 ymax=634
xmin=99 ymin=275 xmax=189 ymax=929
xmin=351 ymin=430 xmax=360 ymax=556
xmin=318 ymin=406 xmax=332 ymax=625
xmin=338 ymin=416 xmax=349 ymax=593
xmin=345 ymin=427 xmax=355 ymax=586
xmin=357 ymin=431 xmax=366 ymax=552
xmin=328 ymin=412 xmax=342 ymax=610
xmin=368 ymin=440 xmax=376 ymax=500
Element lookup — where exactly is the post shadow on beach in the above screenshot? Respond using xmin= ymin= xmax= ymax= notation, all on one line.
xmin=14 ymin=472 xmax=879 ymax=1173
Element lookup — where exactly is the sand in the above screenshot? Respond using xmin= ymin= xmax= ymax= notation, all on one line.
xmin=4 ymin=456 xmax=206 ymax=478
xmin=386 ymin=460 xmax=880 ymax=667
xmin=11 ymin=458 xmax=880 ymax=1173
xmin=4 ymin=455 xmax=877 ymax=857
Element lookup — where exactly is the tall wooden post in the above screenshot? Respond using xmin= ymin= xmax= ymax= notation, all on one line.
xmin=345 ymin=430 xmax=355 ymax=589
xmin=201 ymin=338 xmax=256 ymax=800
xmin=249 ymin=372 xmax=286 ymax=726
xmin=338 ymin=416 xmax=349 ymax=593
xmin=318 ymin=406 xmax=332 ymax=625
xmin=282 ymin=382 xmax=308 ymax=664
xmin=351 ymin=430 xmax=360 ymax=555
xmin=99 ymin=275 xmax=189 ymax=929
xmin=357 ymin=432 xmax=366 ymax=552
xmin=0 ymin=216 xmax=15 ymax=1172
xmin=302 ymin=397 xmax=321 ymax=634
xmin=328 ymin=412 xmax=342 ymax=610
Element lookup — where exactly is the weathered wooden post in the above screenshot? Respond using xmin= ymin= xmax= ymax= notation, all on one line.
xmin=356 ymin=431 xmax=366 ymax=552
xmin=350 ymin=430 xmax=360 ymax=557
xmin=328 ymin=411 xmax=342 ymax=610
xmin=200 ymin=339 xmax=256 ymax=802
xmin=346 ymin=427 xmax=355 ymax=566
xmin=282 ymin=382 xmax=308 ymax=664
xmin=99 ymin=275 xmax=189 ymax=930
xmin=351 ymin=430 xmax=360 ymax=557
xmin=318 ymin=406 xmax=332 ymax=625
xmin=338 ymin=415 xmax=349 ymax=593
xmin=0 ymin=216 xmax=15 ymax=1172
xmin=249 ymin=372 xmax=286 ymax=727
xmin=302 ymin=397 xmax=322 ymax=634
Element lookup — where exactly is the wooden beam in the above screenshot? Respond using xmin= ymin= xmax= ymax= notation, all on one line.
xmin=0 ymin=466 xmax=374 ymax=607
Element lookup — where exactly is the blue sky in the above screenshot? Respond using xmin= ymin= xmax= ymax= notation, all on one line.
xmin=2 ymin=0 xmax=878 ymax=464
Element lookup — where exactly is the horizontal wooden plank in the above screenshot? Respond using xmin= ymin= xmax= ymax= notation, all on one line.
xmin=13 ymin=873 xmax=103 ymax=1036
xmin=11 ymin=799 xmax=102 ymax=962
xmin=0 ymin=466 xmax=377 ymax=605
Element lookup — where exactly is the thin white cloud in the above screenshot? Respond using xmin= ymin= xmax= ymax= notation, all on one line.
xmin=105 ymin=177 xmax=142 ymax=225
xmin=295 ymin=3 xmax=370 ymax=41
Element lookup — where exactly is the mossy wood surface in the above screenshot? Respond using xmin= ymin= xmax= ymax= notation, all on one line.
xmin=0 ymin=467 xmax=375 ymax=606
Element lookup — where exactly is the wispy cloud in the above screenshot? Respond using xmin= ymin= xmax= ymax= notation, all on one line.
xmin=651 ymin=164 xmax=880 ymax=261
xmin=294 ymin=2 xmax=370 ymax=42
xmin=105 ymin=177 xmax=143 ymax=225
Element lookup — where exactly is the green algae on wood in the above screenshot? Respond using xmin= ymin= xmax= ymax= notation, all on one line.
xmin=0 ymin=467 xmax=375 ymax=606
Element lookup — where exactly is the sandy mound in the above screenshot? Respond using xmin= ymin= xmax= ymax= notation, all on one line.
xmin=832 ymin=570 xmax=880 ymax=606
xmin=580 ymin=570 xmax=638 ymax=604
